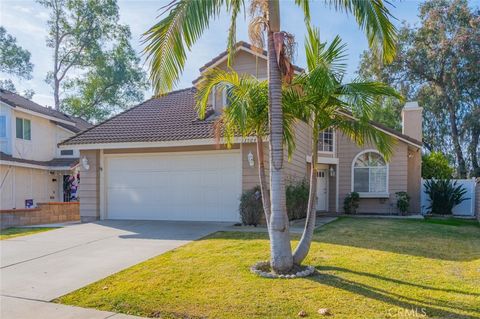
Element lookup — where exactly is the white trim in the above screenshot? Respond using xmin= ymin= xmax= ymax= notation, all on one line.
xmin=318 ymin=157 xmax=339 ymax=165
xmin=318 ymin=128 xmax=335 ymax=153
xmin=402 ymin=107 xmax=423 ymax=112
xmin=316 ymin=168 xmax=328 ymax=212
xmin=99 ymin=149 xmax=106 ymax=220
xmin=338 ymin=111 xmax=422 ymax=148
xmin=306 ymin=155 xmax=339 ymax=165
xmin=56 ymin=124 xmax=77 ymax=134
xmin=60 ymin=137 xmax=258 ymax=150
xmin=335 ymin=164 xmax=339 ymax=213
xmin=0 ymin=160 xmax=72 ymax=171
xmin=358 ymin=192 xmax=390 ymax=198
xmin=351 ymin=149 xmax=389 ymax=195
xmin=212 ymin=86 xmax=216 ymax=111
xmin=14 ymin=106 xmax=76 ymax=126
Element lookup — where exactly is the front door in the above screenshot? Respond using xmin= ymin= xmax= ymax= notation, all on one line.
xmin=316 ymin=170 xmax=328 ymax=211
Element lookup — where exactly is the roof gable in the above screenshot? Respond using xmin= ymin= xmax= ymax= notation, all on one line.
xmin=192 ymin=41 xmax=303 ymax=85
xmin=0 ymin=89 xmax=92 ymax=132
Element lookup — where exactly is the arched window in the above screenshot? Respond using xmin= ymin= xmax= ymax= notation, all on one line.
xmin=352 ymin=151 xmax=388 ymax=194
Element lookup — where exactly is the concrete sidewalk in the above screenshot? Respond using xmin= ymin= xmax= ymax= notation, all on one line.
xmin=0 ymin=295 xmax=146 ymax=319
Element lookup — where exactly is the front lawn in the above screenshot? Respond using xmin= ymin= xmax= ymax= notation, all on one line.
xmin=58 ymin=218 xmax=480 ymax=319
xmin=0 ymin=227 xmax=57 ymax=240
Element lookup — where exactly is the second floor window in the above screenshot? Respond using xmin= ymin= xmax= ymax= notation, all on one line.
xmin=60 ymin=149 xmax=74 ymax=156
xmin=0 ymin=116 xmax=6 ymax=137
xmin=16 ymin=117 xmax=31 ymax=140
xmin=318 ymin=128 xmax=334 ymax=152
xmin=222 ymin=85 xmax=233 ymax=108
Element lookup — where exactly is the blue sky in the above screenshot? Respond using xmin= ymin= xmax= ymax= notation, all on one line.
xmin=0 ymin=0 xmax=428 ymax=107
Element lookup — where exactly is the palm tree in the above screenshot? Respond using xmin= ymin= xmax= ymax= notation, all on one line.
xmin=144 ymin=0 xmax=397 ymax=273
xmin=195 ymin=68 xmax=298 ymax=227
xmin=286 ymin=26 xmax=403 ymax=265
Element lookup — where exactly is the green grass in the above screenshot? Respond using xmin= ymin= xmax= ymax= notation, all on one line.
xmin=424 ymin=216 xmax=479 ymax=227
xmin=58 ymin=218 xmax=480 ymax=319
xmin=0 ymin=227 xmax=57 ymax=240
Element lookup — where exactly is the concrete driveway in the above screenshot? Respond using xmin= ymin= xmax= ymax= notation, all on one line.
xmin=1 ymin=220 xmax=227 ymax=303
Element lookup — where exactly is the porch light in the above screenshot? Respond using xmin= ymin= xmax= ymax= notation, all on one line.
xmin=247 ymin=151 xmax=255 ymax=167
xmin=329 ymin=166 xmax=336 ymax=177
xmin=81 ymin=156 xmax=90 ymax=171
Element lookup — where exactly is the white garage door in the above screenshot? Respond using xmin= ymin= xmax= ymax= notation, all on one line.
xmin=105 ymin=150 xmax=241 ymax=222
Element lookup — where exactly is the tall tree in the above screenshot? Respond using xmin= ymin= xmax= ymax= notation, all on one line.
xmin=288 ymin=26 xmax=400 ymax=265
xmin=144 ymin=0 xmax=397 ymax=273
xmin=0 ymin=26 xmax=35 ymax=98
xmin=357 ymin=0 xmax=480 ymax=177
xmin=39 ymin=0 xmax=148 ymax=120
xmin=0 ymin=27 xmax=33 ymax=78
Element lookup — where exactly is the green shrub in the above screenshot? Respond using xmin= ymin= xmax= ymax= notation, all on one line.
xmin=239 ymin=186 xmax=263 ymax=226
xmin=424 ymin=179 xmax=469 ymax=215
xmin=239 ymin=181 xmax=309 ymax=224
xmin=286 ymin=179 xmax=309 ymax=220
xmin=395 ymin=191 xmax=410 ymax=215
xmin=422 ymin=152 xmax=454 ymax=179
xmin=343 ymin=192 xmax=360 ymax=214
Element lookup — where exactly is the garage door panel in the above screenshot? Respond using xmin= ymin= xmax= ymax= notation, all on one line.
xmin=106 ymin=151 xmax=241 ymax=222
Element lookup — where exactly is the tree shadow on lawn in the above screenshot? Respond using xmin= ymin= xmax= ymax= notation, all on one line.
xmin=320 ymin=266 xmax=480 ymax=298
xmin=308 ymin=269 xmax=480 ymax=319
xmin=312 ymin=218 xmax=480 ymax=261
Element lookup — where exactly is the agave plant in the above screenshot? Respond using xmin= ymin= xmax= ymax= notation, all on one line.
xmin=424 ymin=179 xmax=469 ymax=215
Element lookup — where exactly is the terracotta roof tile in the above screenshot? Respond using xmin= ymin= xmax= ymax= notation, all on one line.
xmin=0 ymin=89 xmax=92 ymax=132
xmin=61 ymin=86 xmax=422 ymax=149
xmin=61 ymin=88 xmax=216 ymax=145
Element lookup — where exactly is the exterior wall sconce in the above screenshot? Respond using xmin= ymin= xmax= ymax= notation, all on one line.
xmin=329 ymin=165 xmax=336 ymax=177
xmin=247 ymin=151 xmax=255 ymax=167
xmin=81 ymin=156 xmax=90 ymax=171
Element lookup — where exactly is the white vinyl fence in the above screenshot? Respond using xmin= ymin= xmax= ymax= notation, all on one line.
xmin=421 ymin=178 xmax=478 ymax=216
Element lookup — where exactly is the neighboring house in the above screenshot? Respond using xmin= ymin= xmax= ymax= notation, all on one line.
xmin=60 ymin=42 xmax=422 ymax=223
xmin=0 ymin=89 xmax=92 ymax=209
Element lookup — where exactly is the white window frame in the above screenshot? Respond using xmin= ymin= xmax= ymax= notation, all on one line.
xmin=318 ymin=128 xmax=335 ymax=154
xmin=16 ymin=117 xmax=31 ymax=141
xmin=222 ymin=84 xmax=233 ymax=108
xmin=60 ymin=149 xmax=75 ymax=156
xmin=351 ymin=149 xmax=389 ymax=198
xmin=0 ymin=115 xmax=6 ymax=138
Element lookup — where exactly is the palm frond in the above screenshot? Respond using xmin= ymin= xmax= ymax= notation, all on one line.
xmin=338 ymin=81 xmax=403 ymax=118
xmin=335 ymin=115 xmax=395 ymax=159
xmin=295 ymin=0 xmax=311 ymax=22
xmin=143 ymin=0 xmax=224 ymax=94
xmin=248 ymin=0 xmax=268 ymax=50
xmin=226 ymin=0 xmax=245 ymax=66
xmin=305 ymin=26 xmax=347 ymax=79
xmin=327 ymin=0 xmax=397 ymax=63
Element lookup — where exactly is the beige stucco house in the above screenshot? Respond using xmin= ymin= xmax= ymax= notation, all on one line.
xmin=0 ymin=89 xmax=92 ymax=209
xmin=60 ymin=43 xmax=422 ymax=223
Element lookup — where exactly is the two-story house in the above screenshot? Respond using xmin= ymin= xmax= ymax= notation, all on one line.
xmin=0 ymin=89 xmax=92 ymax=209
xmin=59 ymin=42 xmax=422 ymax=223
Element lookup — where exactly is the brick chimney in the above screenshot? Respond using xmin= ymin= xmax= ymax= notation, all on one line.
xmin=401 ymin=102 xmax=423 ymax=142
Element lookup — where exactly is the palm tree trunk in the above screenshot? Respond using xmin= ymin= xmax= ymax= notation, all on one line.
xmin=256 ymin=135 xmax=271 ymax=228
xmin=293 ymin=123 xmax=319 ymax=264
xmin=267 ymin=0 xmax=293 ymax=273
